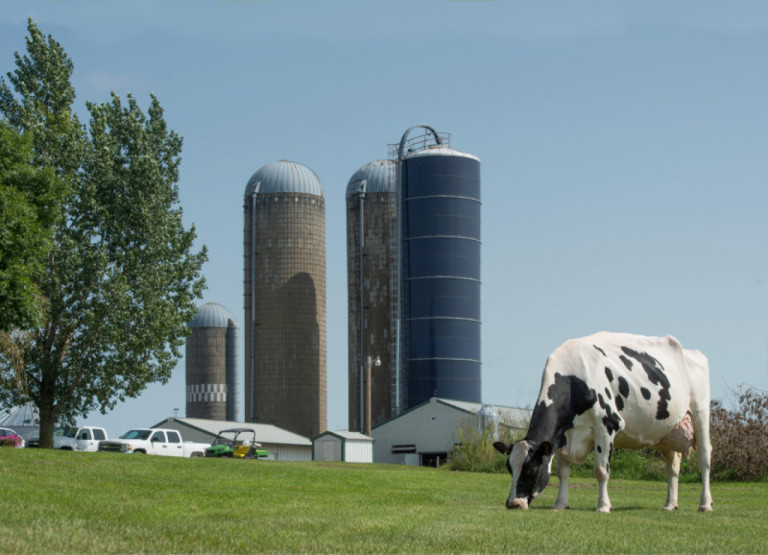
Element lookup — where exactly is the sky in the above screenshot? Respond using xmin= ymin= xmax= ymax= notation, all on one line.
xmin=1 ymin=1 xmax=767 ymax=437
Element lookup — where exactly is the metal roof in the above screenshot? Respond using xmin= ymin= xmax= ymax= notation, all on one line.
xmin=245 ymin=159 xmax=324 ymax=197
xmin=313 ymin=430 xmax=374 ymax=442
xmin=345 ymin=159 xmax=396 ymax=197
xmin=404 ymin=145 xmax=480 ymax=163
xmin=0 ymin=403 xmax=38 ymax=427
xmin=153 ymin=417 xmax=311 ymax=446
xmin=188 ymin=302 xmax=238 ymax=329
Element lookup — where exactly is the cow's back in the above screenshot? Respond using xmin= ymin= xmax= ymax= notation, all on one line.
xmin=540 ymin=332 xmax=707 ymax=449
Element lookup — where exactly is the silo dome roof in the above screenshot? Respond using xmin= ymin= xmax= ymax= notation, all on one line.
xmin=188 ymin=303 xmax=239 ymax=329
xmin=245 ymin=160 xmax=323 ymax=197
xmin=345 ymin=159 xmax=396 ymax=197
xmin=404 ymin=145 xmax=480 ymax=163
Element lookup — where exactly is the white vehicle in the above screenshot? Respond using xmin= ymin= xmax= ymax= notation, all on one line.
xmin=98 ymin=428 xmax=209 ymax=457
xmin=27 ymin=426 xmax=108 ymax=451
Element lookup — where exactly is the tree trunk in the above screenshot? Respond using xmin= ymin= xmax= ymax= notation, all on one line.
xmin=37 ymin=382 xmax=58 ymax=449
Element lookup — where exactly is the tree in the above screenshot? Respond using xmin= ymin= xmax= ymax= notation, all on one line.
xmin=0 ymin=121 xmax=58 ymax=331
xmin=0 ymin=20 xmax=207 ymax=447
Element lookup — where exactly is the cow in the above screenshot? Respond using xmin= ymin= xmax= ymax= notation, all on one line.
xmin=493 ymin=332 xmax=713 ymax=513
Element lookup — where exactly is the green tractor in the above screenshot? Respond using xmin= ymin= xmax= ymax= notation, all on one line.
xmin=204 ymin=428 xmax=269 ymax=459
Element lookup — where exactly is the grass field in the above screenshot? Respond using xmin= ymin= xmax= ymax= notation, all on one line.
xmin=1 ymin=449 xmax=766 ymax=554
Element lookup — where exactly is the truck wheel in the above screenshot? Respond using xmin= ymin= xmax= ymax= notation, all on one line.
xmin=190 ymin=452 xmax=203 ymax=457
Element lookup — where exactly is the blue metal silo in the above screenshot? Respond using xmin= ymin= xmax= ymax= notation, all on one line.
xmin=397 ymin=126 xmax=481 ymax=410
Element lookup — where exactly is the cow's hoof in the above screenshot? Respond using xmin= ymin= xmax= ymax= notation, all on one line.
xmin=596 ymin=506 xmax=611 ymax=514
xmin=663 ymin=504 xmax=678 ymax=511
xmin=698 ymin=505 xmax=713 ymax=512
xmin=552 ymin=505 xmax=570 ymax=511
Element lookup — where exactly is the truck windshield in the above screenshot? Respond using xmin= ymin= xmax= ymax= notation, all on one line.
xmin=61 ymin=427 xmax=78 ymax=438
xmin=120 ymin=430 xmax=151 ymax=440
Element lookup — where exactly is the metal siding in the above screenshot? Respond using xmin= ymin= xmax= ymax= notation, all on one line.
xmin=400 ymin=153 xmax=482 ymax=411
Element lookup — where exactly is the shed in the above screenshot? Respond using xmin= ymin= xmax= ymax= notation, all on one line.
xmin=312 ymin=431 xmax=374 ymax=463
xmin=372 ymin=397 xmax=530 ymax=466
xmin=0 ymin=403 xmax=39 ymax=439
xmin=153 ymin=417 xmax=312 ymax=461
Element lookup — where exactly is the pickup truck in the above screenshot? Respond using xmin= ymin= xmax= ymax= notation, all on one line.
xmin=27 ymin=426 xmax=108 ymax=451
xmin=98 ymin=428 xmax=209 ymax=457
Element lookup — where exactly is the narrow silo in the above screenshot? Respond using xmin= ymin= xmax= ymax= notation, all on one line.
xmin=243 ymin=160 xmax=327 ymax=439
xmin=186 ymin=303 xmax=239 ymax=421
xmin=346 ymin=160 xmax=398 ymax=434
xmin=397 ymin=126 xmax=482 ymax=410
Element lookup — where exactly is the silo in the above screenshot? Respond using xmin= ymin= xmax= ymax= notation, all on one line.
xmin=346 ymin=160 xmax=398 ymax=434
xmin=397 ymin=126 xmax=482 ymax=410
xmin=186 ymin=303 xmax=239 ymax=421
xmin=243 ymin=160 xmax=327 ymax=439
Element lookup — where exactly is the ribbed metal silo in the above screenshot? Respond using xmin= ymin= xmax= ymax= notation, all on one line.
xmin=396 ymin=126 xmax=482 ymax=410
xmin=243 ymin=160 xmax=327 ymax=439
xmin=345 ymin=160 xmax=398 ymax=433
xmin=186 ymin=303 xmax=239 ymax=421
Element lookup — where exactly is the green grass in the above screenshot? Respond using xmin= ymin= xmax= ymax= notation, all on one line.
xmin=1 ymin=449 xmax=766 ymax=554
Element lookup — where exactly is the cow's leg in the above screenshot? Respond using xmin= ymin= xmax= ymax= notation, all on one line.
xmin=553 ymin=451 xmax=570 ymax=510
xmin=691 ymin=407 xmax=713 ymax=512
xmin=593 ymin=440 xmax=613 ymax=513
xmin=661 ymin=450 xmax=681 ymax=510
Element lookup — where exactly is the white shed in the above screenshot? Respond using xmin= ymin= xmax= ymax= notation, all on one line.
xmin=372 ymin=397 xmax=530 ymax=466
xmin=312 ymin=431 xmax=374 ymax=463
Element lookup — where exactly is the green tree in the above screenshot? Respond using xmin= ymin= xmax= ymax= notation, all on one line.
xmin=0 ymin=20 xmax=207 ymax=447
xmin=0 ymin=121 xmax=58 ymax=331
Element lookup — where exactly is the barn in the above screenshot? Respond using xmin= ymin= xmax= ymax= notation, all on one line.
xmin=312 ymin=431 xmax=374 ymax=463
xmin=153 ymin=417 xmax=312 ymax=461
xmin=372 ymin=397 xmax=530 ymax=466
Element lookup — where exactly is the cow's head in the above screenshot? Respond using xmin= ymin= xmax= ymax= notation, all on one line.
xmin=493 ymin=439 xmax=553 ymax=509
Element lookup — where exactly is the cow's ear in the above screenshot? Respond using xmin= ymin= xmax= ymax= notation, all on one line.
xmin=539 ymin=441 xmax=553 ymax=457
xmin=493 ymin=441 xmax=512 ymax=455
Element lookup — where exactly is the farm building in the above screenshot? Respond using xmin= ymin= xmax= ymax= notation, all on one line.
xmin=312 ymin=431 xmax=374 ymax=463
xmin=153 ymin=417 xmax=312 ymax=461
xmin=372 ymin=397 xmax=530 ymax=466
xmin=0 ymin=403 xmax=39 ymax=440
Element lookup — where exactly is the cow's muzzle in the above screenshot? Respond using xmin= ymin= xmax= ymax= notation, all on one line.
xmin=506 ymin=497 xmax=529 ymax=510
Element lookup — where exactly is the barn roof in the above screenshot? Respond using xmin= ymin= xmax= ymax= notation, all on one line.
xmin=152 ymin=417 xmax=311 ymax=447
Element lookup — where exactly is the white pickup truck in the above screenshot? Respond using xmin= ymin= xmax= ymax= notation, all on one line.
xmin=27 ymin=426 xmax=108 ymax=451
xmin=98 ymin=428 xmax=209 ymax=457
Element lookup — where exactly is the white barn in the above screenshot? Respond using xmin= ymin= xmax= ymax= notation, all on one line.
xmin=312 ymin=431 xmax=374 ymax=463
xmin=372 ymin=397 xmax=530 ymax=466
xmin=153 ymin=417 xmax=312 ymax=461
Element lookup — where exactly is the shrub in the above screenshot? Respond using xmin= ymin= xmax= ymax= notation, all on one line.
xmin=709 ymin=386 xmax=768 ymax=481
xmin=0 ymin=434 xmax=23 ymax=447
xmin=447 ymin=412 xmax=528 ymax=473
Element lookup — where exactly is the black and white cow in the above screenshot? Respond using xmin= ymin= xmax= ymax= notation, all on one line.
xmin=494 ymin=332 xmax=713 ymax=513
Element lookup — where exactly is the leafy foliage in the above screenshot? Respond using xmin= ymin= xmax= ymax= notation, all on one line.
xmin=448 ymin=413 xmax=528 ymax=473
xmin=0 ymin=122 xmax=59 ymax=331
xmin=709 ymin=386 xmax=768 ymax=481
xmin=0 ymin=20 xmax=206 ymax=447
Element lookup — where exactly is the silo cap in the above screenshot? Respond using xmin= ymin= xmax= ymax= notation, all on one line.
xmin=188 ymin=303 xmax=239 ymax=329
xmin=245 ymin=160 xmax=324 ymax=197
xmin=345 ymin=159 xmax=396 ymax=197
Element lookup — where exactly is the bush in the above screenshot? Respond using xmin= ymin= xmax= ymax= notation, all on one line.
xmin=447 ymin=413 xmax=527 ymax=473
xmin=0 ymin=433 xmax=23 ymax=447
xmin=709 ymin=386 xmax=768 ymax=481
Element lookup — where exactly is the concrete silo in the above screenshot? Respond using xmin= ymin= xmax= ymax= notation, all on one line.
xmin=186 ymin=303 xmax=239 ymax=421
xmin=346 ymin=160 xmax=398 ymax=434
xmin=243 ymin=160 xmax=327 ymax=439
xmin=396 ymin=126 xmax=482 ymax=410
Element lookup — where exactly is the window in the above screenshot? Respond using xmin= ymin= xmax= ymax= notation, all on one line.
xmin=93 ymin=429 xmax=106 ymax=441
xmin=150 ymin=431 xmax=166 ymax=443
xmin=166 ymin=431 xmax=181 ymax=443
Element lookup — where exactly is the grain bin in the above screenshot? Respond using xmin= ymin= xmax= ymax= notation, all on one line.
xmin=396 ymin=126 xmax=482 ymax=410
xmin=186 ymin=303 xmax=239 ymax=421
xmin=243 ymin=160 xmax=327 ymax=439
xmin=345 ymin=159 xmax=398 ymax=433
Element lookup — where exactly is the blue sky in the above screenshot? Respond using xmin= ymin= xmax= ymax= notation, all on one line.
xmin=1 ymin=1 xmax=766 ymax=436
